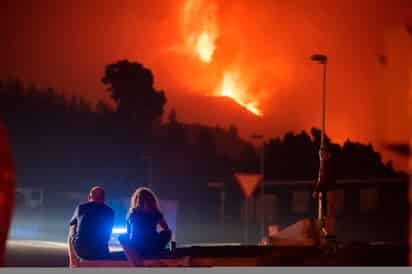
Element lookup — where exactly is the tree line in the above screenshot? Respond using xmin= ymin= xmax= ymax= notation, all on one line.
xmin=0 ymin=60 xmax=404 ymax=191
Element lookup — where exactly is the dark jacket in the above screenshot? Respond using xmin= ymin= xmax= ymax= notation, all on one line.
xmin=69 ymin=202 xmax=114 ymax=260
xmin=126 ymin=208 xmax=163 ymax=244
xmin=314 ymin=156 xmax=337 ymax=193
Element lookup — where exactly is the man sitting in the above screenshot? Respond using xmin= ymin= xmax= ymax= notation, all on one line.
xmin=68 ymin=186 xmax=125 ymax=260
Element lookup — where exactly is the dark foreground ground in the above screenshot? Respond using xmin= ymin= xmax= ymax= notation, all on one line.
xmin=4 ymin=240 xmax=409 ymax=267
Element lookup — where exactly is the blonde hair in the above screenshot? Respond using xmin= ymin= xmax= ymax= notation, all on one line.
xmin=128 ymin=187 xmax=161 ymax=215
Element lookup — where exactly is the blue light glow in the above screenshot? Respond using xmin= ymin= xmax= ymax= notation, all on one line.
xmin=9 ymin=224 xmax=39 ymax=240
xmin=112 ymin=227 xmax=127 ymax=234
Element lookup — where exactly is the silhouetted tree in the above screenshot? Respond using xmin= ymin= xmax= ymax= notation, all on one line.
xmin=228 ymin=125 xmax=239 ymax=140
xmin=167 ymin=108 xmax=178 ymax=126
xmin=165 ymin=108 xmax=186 ymax=145
xmin=101 ymin=60 xmax=167 ymax=127
xmin=263 ymin=128 xmax=402 ymax=180
xmin=310 ymin=127 xmax=332 ymax=149
xmin=96 ymin=100 xmax=113 ymax=115
xmin=77 ymin=97 xmax=92 ymax=113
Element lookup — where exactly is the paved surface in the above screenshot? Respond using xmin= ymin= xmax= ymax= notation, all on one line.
xmin=4 ymin=240 xmax=409 ymax=267
xmin=5 ymin=241 xmax=69 ymax=267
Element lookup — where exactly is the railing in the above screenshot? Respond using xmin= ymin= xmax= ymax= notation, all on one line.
xmin=264 ymin=178 xmax=408 ymax=186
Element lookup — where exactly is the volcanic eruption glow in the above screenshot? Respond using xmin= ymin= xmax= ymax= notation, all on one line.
xmin=183 ymin=0 xmax=218 ymax=63
xmin=196 ymin=31 xmax=216 ymax=63
xmin=183 ymin=0 xmax=263 ymax=117
xmin=219 ymin=72 xmax=262 ymax=116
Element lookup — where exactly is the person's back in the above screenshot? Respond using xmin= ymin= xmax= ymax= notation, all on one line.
xmin=123 ymin=188 xmax=171 ymax=256
xmin=313 ymin=147 xmax=337 ymax=248
xmin=69 ymin=187 xmax=115 ymax=260
xmin=127 ymin=208 xmax=163 ymax=249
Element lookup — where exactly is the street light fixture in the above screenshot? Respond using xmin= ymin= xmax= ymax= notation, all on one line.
xmin=311 ymin=54 xmax=327 ymax=64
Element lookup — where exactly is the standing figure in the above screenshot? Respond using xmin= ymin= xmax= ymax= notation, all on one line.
xmin=0 ymin=121 xmax=15 ymax=266
xmin=313 ymin=146 xmax=337 ymax=243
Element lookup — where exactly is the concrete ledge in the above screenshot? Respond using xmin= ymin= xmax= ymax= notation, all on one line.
xmin=190 ymin=257 xmax=258 ymax=267
xmin=74 ymin=260 xmax=132 ymax=267
xmin=75 ymin=257 xmax=191 ymax=267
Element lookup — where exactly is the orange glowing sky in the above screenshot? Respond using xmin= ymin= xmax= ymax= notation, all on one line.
xmin=1 ymin=0 xmax=411 ymax=171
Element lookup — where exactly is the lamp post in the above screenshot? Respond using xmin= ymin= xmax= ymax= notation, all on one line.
xmin=251 ymin=134 xmax=265 ymax=239
xmin=311 ymin=54 xmax=328 ymax=149
xmin=311 ymin=54 xmax=328 ymax=222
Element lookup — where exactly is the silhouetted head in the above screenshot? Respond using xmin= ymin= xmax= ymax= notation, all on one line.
xmin=319 ymin=146 xmax=332 ymax=161
xmin=88 ymin=186 xmax=105 ymax=203
xmin=129 ymin=187 xmax=160 ymax=214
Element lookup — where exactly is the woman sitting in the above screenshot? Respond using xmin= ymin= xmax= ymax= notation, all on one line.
xmin=121 ymin=187 xmax=172 ymax=257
